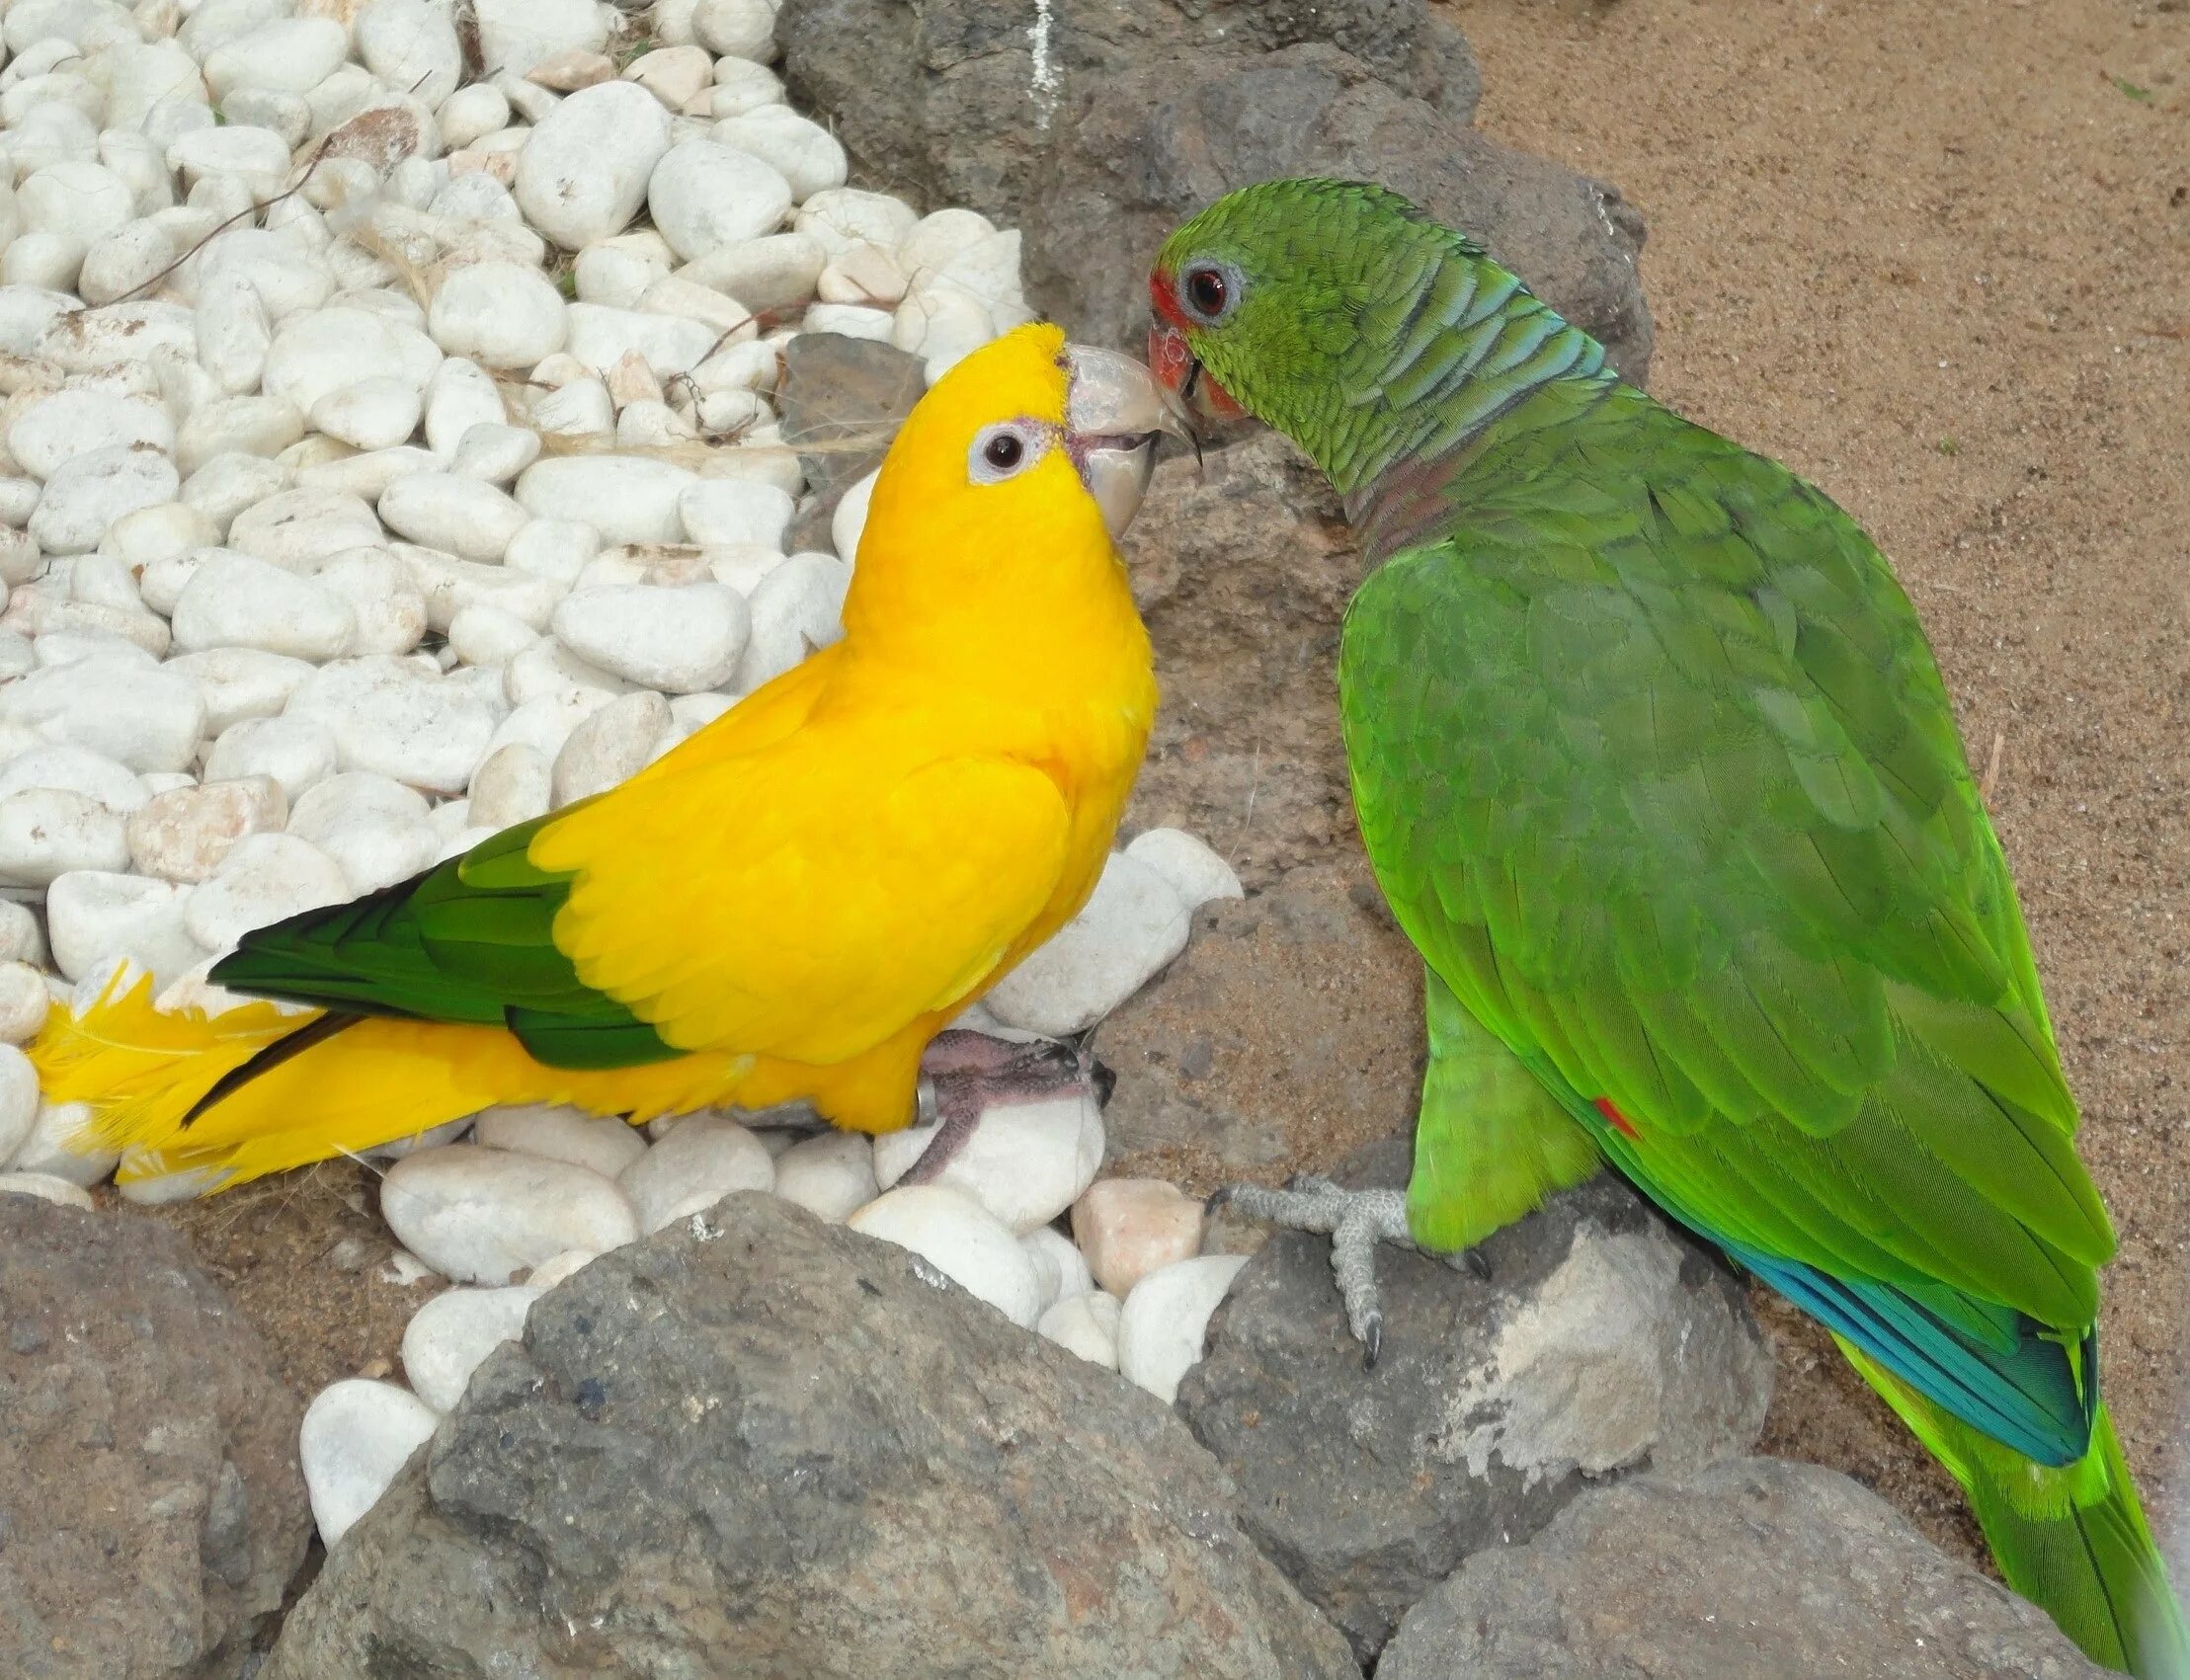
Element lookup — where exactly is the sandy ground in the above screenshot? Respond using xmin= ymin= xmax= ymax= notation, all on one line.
xmin=1449 ymin=0 xmax=2190 ymax=1560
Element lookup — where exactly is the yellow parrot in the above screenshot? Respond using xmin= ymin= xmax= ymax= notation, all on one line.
xmin=34 ymin=323 xmax=1183 ymax=1190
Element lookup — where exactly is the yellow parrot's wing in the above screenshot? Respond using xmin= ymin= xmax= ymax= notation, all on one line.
xmin=531 ymin=740 xmax=1073 ymax=1066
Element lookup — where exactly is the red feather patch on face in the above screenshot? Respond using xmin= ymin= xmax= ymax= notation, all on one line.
xmin=1594 ymin=1096 xmax=1640 ymax=1139
xmin=1148 ymin=269 xmax=1190 ymax=333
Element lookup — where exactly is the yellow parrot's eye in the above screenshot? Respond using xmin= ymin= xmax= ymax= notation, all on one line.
xmin=968 ymin=421 xmax=1048 ymax=485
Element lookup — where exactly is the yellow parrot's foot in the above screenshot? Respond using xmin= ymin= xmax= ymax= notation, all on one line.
xmin=1208 ymin=1176 xmax=1483 ymax=1370
xmin=904 ymin=1029 xmax=1111 ymax=1183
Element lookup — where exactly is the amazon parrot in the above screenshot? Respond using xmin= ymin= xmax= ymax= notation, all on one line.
xmin=1147 ymin=177 xmax=2186 ymax=1676
xmin=36 ymin=323 xmax=1184 ymax=1192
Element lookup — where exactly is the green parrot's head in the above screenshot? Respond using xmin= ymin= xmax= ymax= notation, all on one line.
xmin=1148 ymin=178 xmax=1468 ymax=451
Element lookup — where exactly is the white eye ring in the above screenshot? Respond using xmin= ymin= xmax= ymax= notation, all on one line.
xmin=969 ymin=421 xmax=1048 ymax=484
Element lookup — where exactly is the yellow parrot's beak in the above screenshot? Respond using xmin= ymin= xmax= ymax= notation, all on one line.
xmin=1060 ymin=344 xmax=1191 ymax=540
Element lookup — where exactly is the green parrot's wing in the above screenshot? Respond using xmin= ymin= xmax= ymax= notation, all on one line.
xmin=208 ymin=811 xmax=678 ymax=1070
xmin=1341 ymin=384 xmax=2114 ymax=1461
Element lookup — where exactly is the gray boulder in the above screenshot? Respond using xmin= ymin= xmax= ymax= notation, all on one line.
xmin=777 ymin=5 xmax=1652 ymax=379
xmin=1177 ymin=1145 xmax=1774 ymax=1662
xmin=0 ymin=1197 xmax=311 ymax=1680
xmin=1377 ymin=1456 xmax=2108 ymax=1679
xmin=1099 ymin=862 xmax=1425 ymax=1182
xmin=1122 ymin=436 xmax=1367 ymax=891
xmin=266 ymin=1191 xmax=1361 ymax=1680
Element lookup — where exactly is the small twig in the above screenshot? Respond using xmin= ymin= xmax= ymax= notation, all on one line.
xmin=118 ymin=141 xmax=334 ymax=305
xmin=1981 ymin=728 xmax=2006 ymax=803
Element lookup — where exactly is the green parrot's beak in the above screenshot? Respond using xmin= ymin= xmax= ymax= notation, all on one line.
xmin=1060 ymin=344 xmax=1190 ymax=539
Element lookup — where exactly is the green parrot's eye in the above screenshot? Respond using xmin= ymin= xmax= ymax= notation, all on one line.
xmin=1180 ymin=263 xmax=1241 ymax=325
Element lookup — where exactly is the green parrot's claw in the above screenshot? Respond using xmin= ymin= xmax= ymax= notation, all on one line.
xmin=1209 ymin=1177 xmax=1416 ymax=1366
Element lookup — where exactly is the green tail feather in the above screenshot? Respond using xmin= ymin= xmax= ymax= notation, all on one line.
xmin=1844 ymin=1338 xmax=2189 ymax=1677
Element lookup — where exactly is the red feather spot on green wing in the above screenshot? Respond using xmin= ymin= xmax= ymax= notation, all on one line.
xmin=1595 ymin=1096 xmax=1640 ymax=1139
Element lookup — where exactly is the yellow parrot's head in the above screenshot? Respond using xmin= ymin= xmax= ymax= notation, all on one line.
xmin=857 ymin=322 xmax=1188 ymax=573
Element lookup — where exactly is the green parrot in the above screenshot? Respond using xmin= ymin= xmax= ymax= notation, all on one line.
xmin=1147 ymin=177 xmax=2186 ymax=1677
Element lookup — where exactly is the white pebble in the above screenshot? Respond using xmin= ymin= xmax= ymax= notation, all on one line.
xmin=423 ymin=357 xmax=507 ymax=457
xmin=0 ymin=962 xmax=50 ymax=1044
xmin=0 ymin=1044 xmax=41 ymax=1165
xmin=227 ymin=487 xmax=383 ymax=567
xmin=551 ymin=582 xmax=746 ymax=693
xmin=564 ymin=302 xmax=720 ymax=381
xmin=525 ymin=1247 xmax=596 ymax=1290
xmin=804 ymin=302 xmax=894 ymax=343
xmin=284 ymin=656 xmax=499 ymax=795
xmin=550 ymin=688 xmax=670 ymax=803
xmin=1037 ymin=1290 xmax=1122 ymax=1371
xmin=615 ymin=1112 xmax=773 ymax=1234
xmin=297 ymin=1379 xmax=440 ymax=1547
xmin=678 ymin=477 xmax=791 ymax=549
xmin=306 ymin=547 xmax=431 ymax=657
xmin=310 ymin=378 xmax=425 ymax=453
xmin=736 ymin=551 xmax=847 ymax=688
xmin=472 ymin=1103 xmax=648 ymax=1179
xmin=467 ymin=741 xmax=551 ymax=828
xmin=693 ymin=0 xmax=777 ymax=61
xmin=677 ymin=231 xmax=823 ymax=310
xmin=171 ymin=550 xmax=357 ymax=661
xmin=448 ymin=423 xmax=540 ymax=485
xmin=770 ymin=1130 xmax=877 ymax=1223
xmin=872 ymin=1092 xmax=1103 ymax=1236
xmin=514 ymin=80 xmax=671 ymax=250
xmin=44 ymin=870 xmax=202 ymax=985
xmin=648 ymin=139 xmax=792 ymax=262
xmin=182 ymin=830 xmax=349 ymax=951
xmin=357 ymin=0 xmax=463 ymax=110
xmin=203 ymin=18 xmax=349 ymax=99
xmin=202 ymin=714 xmax=338 ymax=802
xmin=711 ymin=108 xmax=847 ymax=202
xmin=1125 ymin=828 xmax=1245 ymax=911
xmin=0 ymin=651 xmax=203 ymax=775
xmin=473 ymin=0 xmax=608 ymax=77
xmin=7 ymin=388 xmax=174 ymax=479
xmin=846 ymin=1183 xmax=1043 ymax=1328
xmin=263 ymin=306 xmax=442 ymax=418
xmin=286 ymin=770 xmax=439 ymax=893
xmin=377 ymin=472 xmax=528 ymax=562
xmin=399 ymin=1284 xmax=542 ymax=1412
xmin=796 ymin=188 xmax=919 ymax=259
xmin=830 ymin=468 xmax=876 ymax=561
xmin=382 ymin=1144 xmax=640 ymax=1285
xmin=437 ymin=84 xmax=510 ymax=152
xmin=1021 ymin=1223 xmax=1096 ymax=1311
xmin=984 ymin=852 xmax=1192 ymax=1036
xmin=11 ymin=1095 xmax=119 ymax=1187
xmin=1116 ymin=1255 xmax=1251 ymax=1403
xmin=427 ymin=260 xmax=569 ymax=369
xmin=0 ymin=789 xmax=128 ymax=886
xmin=125 ymin=776 xmax=285 ymax=882
xmin=29 ymin=444 xmax=178 ymax=555
xmin=0 ymin=744 xmax=150 ymax=814
xmin=0 ymin=1171 xmax=94 ymax=1211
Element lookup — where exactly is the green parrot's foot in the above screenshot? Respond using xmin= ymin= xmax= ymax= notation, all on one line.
xmin=1208 ymin=1176 xmax=1419 ymax=1368
xmin=905 ymin=1030 xmax=1112 ymax=1183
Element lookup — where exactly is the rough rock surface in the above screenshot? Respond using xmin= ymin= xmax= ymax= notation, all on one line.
xmin=265 ymin=1192 xmax=1360 ymax=1680
xmin=0 ymin=1198 xmax=311 ymax=1680
xmin=1177 ymin=1143 xmax=1774 ymax=1662
xmin=1099 ymin=860 xmax=1423 ymax=1184
xmin=777 ymin=4 xmax=1652 ymax=377
xmin=1378 ymin=1457 xmax=2108 ymax=1679
xmin=774 ymin=331 xmax=927 ymax=550
xmin=1125 ymin=435 xmax=1364 ymax=890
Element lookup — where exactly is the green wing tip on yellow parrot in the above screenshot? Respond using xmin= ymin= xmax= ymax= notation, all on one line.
xmin=1149 ymin=176 xmax=2187 ymax=1678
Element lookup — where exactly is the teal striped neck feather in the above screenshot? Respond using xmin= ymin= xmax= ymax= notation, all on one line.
xmin=1317 ymin=235 xmax=1616 ymax=505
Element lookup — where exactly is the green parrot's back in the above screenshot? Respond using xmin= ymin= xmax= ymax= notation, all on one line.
xmin=1154 ymin=176 xmax=2188 ymax=1677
